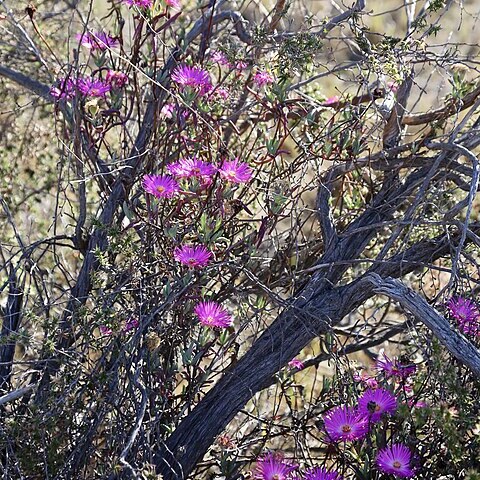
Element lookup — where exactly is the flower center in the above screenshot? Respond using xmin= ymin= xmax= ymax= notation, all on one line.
xmin=341 ymin=424 xmax=352 ymax=433
xmin=156 ymin=186 xmax=166 ymax=193
xmin=187 ymin=258 xmax=197 ymax=266
xmin=393 ymin=461 xmax=402 ymax=469
xmin=374 ymin=404 xmax=381 ymax=412
xmin=205 ymin=315 xmax=214 ymax=324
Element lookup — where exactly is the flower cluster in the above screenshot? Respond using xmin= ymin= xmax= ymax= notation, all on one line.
xmin=51 ymin=75 xmax=125 ymax=100
xmin=76 ymin=31 xmax=118 ymax=51
xmin=447 ymin=296 xmax=480 ymax=336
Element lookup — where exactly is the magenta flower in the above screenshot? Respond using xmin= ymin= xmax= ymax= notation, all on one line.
xmin=254 ymin=452 xmax=297 ymax=480
xmin=323 ymin=95 xmax=340 ymax=106
xmin=447 ymin=296 xmax=480 ymax=336
xmin=142 ymin=174 xmax=179 ymax=198
xmin=253 ymin=69 xmax=274 ymax=87
xmin=167 ymin=157 xmax=216 ymax=180
xmin=211 ymin=86 xmax=230 ymax=100
xmin=376 ymin=444 xmax=415 ymax=478
xmin=236 ymin=60 xmax=248 ymax=71
xmin=358 ymin=388 xmax=397 ymax=423
xmin=288 ymin=358 xmax=305 ymax=370
xmin=123 ymin=318 xmax=139 ymax=332
xmin=304 ymin=467 xmax=342 ymax=480
xmin=76 ymin=31 xmax=118 ymax=51
xmin=165 ymin=0 xmax=181 ymax=9
xmin=210 ymin=50 xmax=232 ymax=67
xmin=171 ymin=65 xmax=212 ymax=96
xmin=174 ymin=244 xmax=212 ymax=268
xmin=161 ymin=103 xmax=175 ymax=118
xmin=50 ymin=77 xmax=76 ymax=100
xmin=376 ymin=353 xmax=416 ymax=379
xmin=123 ymin=0 xmax=153 ymax=7
xmin=106 ymin=70 xmax=128 ymax=89
xmin=323 ymin=405 xmax=368 ymax=442
xmin=194 ymin=301 xmax=233 ymax=328
xmin=76 ymin=77 xmax=111 ymax=97
xmin=99 ymin=325 xmax=113 ymax=336
xmin=218 ymin=158 xmax=252 ymax=183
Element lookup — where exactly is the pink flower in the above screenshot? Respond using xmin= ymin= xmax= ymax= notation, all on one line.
xmin=76 ymin=31 xmax=118 ymax=51
xmin=235 ymin=60 xmax=248 ymax=71
xmin=218 ymin=158 xmax=252 ymax=183
xmin=253 ymin=69 xmax=274 ymax=87
xmin=76 ymin=77 xmax=111 ymax=97
xmin=50 ymin=77 xmax=76 ymax=100
xmin=447 ymin=296 xmax=480 ymax=336
xmin=171 ymin=65 xmax=212 ymax=96
xmin=165 ymin=0 xmax=181 ymax=10
xmin=124 ymin=318 xmax=139 ymax=332
xmin=323 ymin=405 xmax=368 ymax=442
xmin=210 ymin=86 xmax=230 ymax=100
xmin=254 ymin=452 xmax=297 ymax=480
xmin=142 ymin=174 xmax=179 ymax=198
xmin=304 ymin=467 xmax=342 ymax=480
xmin=167 ymin=157 xmax=216 ymax=180
xmin=99 ymin=325 xmax=113 ymax=336
xmin=323 ymin=95 xmax=339 ymax=106
xmin=174 ymin=244 xmax=212 ymax=268
xmin=194 ymin=301 xmax=233 ymax=328
xmin=358 ymin=388 xmax=397 ymax=423
xmin=210 ymin=50 xmax=231 ymax=67
xmin=123 ymin=0 xmax=153 ymax=7
xmin=106 ymin=70 xmax=128 ymax=89
xmin=288 ymin=358 xmax=304 ymax=370
xmin=161 ymin=103 xmax=175 ymax=118
xmin=376 ymin=444 xmax=415 ymax=478
xmin=376 ymin=353 xmax=416 ymax=379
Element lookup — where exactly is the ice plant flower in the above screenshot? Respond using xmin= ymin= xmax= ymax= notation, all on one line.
xmin=210 ymin=50 xmax=231 ymax=67
xmin=161 ymin=103 xmax=175 ymax=118
xmin=76 ymin=77 xmax=111 ymax=97
xmin=218 ymin=158 xmax=252 ymax=183
xmin=323 ymin=405 xmax=368 ymax=442
xmin=288 ymin=358 xmax=305 ymax=370
xmin=76 ymin=31 xmax=118 ymax=51
xmin=165 ymin=0 xmax=181 ymax=10
xmin=50 ymin=77 xmax=76 ymax=100
xmin=99 ymin=325 xmax=113 ymax=336
xmin=167 ymin=157 xmax=216 ymax=180
xmin=142 ymin=174 xmax=179 ymax=198
xmin=174 ymin=244 xmax=212 ymax=268
xmin=171 ymin=65 xmax=212 ymax=96
xmin=254 ymin=452 xmax=297 ymax=480
xmin=447 ymin=296 xmax=480 ymax=336
xmin=304 ymin=467 xmax=342 ymax=480
xmin=253 ymin=69 xmax=274 ymax=87
xmin=376 ymin=444 xmax=415 ymax=478
xmin=124 ymin=318 xmax=139 ymax=332
xmin=194 ymin=301 xmax=233 ymax=328
xmin=123 ymin=0 xmax=153 ymax=7
xmin=376 ymin=352 xmax=416 ymax=379
xmin=323 ymin=95 xmax=340 ymax=106
xmin=358 ymin=388 xmax=397 ymax=423
xmin=106 ymin=70 xmax=128 ymax=89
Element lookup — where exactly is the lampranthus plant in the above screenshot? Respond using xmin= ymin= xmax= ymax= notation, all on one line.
xmin=76 ymin=31 xmax=118 ymax=51
xmin=358 ymin=387 xmax=397 ymax=423
xmin=171 ymin=65 xmax=212 ymax=96
xmin=254 ymin=452 xmax=297 ymax=480
xmin=447 ymin=296 xmax=480 ymax=336
xmin=323 ymin=405 xmax=369 ymax=442
xmin=122 ymin=0 xmax=153 ymax=7
xmin=174 ymin=244 xmax=212 ymax=268
xmin=194 ymin=301 xmax=233 ymax=328
xmin=304 ymin=467 xmax=342 ymax=480
xmin=376 ymin=444 xmax=415 ymax=478
xmin=142 ymin=174 xmax=179 ymax=198
xmin=167 ymin=157 xmax=217 ymax=180
xmin=76 ymin=77 xmax=111 ymax=98
xmin=218 ymin=158 xmax=253 ymax=183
